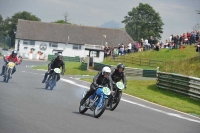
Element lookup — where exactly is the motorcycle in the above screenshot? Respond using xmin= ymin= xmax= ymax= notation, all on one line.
xmin=79 ymin=86 xmax=111 ymax=118
xmin=3 ymin=62 xmax=15 ymax=83
xmin=45 ymin=68 xmax=61 ymax=90
xmin=107 ymin=82 xmax=124 ymax=111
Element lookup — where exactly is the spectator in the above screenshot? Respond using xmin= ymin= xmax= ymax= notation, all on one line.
xmin=195 ymin=39 xmax=200 ymax=52
xmin=127 ymin=42 xmax=132 ymax=53
xmin=144 ymin=39 xmax=150 ymax=50
xmin=153 ymin=42 xmax=159 ymax=51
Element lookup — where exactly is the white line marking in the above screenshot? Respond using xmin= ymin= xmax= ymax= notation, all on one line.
xmin=23 ymin=71 xmax=200 ymax=123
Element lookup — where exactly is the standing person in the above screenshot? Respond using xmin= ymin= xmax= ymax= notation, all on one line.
xmin=127 ymin=42 xmax=132 ymax=53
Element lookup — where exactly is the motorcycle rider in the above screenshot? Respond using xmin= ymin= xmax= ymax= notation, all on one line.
xmin=110 ymin=63 xmax=127 ymax=90
xmin=0 ymin=50 xmax=20 ymax=77
xmin=42 ymin=53 xmax=65 ymax=83
xmin=80 ymin=66 xmax=113 ymax=105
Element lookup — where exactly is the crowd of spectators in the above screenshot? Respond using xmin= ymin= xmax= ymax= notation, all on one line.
xmin=103 ymin=30 xmax=200 ymax=58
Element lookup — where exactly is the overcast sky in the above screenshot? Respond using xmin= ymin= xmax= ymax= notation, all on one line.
xmin=0 ymin=0 xmax=200 ymax=42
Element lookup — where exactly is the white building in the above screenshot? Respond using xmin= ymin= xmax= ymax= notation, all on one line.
xmin=15 ymin=19 xmax=133 ymax=62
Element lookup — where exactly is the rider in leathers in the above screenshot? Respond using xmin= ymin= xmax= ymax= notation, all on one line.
xmin=110 ymin=63 xmax=127 ymax=90
xmin=80 ymin=66 xmax=113 ymax=105
xmin=42 ymin=53 xmax=65 ymax=83
xmin=0 ymin=50 xmax=20 ymax=77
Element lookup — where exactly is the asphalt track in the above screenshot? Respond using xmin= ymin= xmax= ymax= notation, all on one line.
xmin=0 ymin=59 xmax=199 ymax=133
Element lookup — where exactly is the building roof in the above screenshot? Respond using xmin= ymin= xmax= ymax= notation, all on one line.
xmin=16 ymin=19 xmax=133 ymax=46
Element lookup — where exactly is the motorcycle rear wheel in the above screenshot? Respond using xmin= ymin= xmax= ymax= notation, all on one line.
xmin=94 ymin=99 xmax=108 ymax=118
xmin=4 ymin=68 xmax=12 ymax=83
xmin=79 ymin=104 xmax=88 ymax=114
xmin=109 ymin=91 xmax=122 ymax=111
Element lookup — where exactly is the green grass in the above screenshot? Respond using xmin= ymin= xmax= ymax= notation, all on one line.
xmin=32 ymin=62 xmax=97 ymax=75
xmin=81 ymin=78 xmax=200 ymax=116
xmin=103 ymin=45 xmax=200 ymax=76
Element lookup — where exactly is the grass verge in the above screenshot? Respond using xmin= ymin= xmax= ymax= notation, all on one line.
xmin=103 ymin=45 xmax=200 ymax=77
xmin=81 ymin=78 xmax=200 ymax=117
xmin=32 ymin=62 xmax=97 ymax=76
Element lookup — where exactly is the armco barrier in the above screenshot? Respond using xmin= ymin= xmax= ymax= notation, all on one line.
xmin=48 ymin=55 xmax=80 ymax=62
xmin=124 ymin=67 xmax=143 ymax=76
xmin=143 ymin=70 xmax=157 ymax=77
xmin=93 ymin=62 xmax=154 ymax=77
xmin=157 ymin=72 xmax=200 ymax=99
xmin=93 ymin=62 xmax=111 ymax=71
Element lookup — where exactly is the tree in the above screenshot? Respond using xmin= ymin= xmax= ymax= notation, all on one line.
xmin=5 ymin=11 xmax=41 ymax=47
xmin=53 ymin=11 xmax=71 ymax=24
xmin=193 ymin=23 xmax=200 ymax=32
xmin=122 ymin=3 xmax=164 ymax=41
xmin=196 ymin=10 xmax=200 ymax=14
xmin=63 ymin=11 xmax=71 ymax=23
xmin=0 ymin=14 xmax=4 ymax=36
xmin=54 ymin=20 xmax=71 ymax=24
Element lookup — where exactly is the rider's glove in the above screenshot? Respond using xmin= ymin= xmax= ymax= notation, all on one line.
xmin=61 ymin=71 xmax=64 ymax=75
xmin=98 ymin=85 xmax=103 ymax=88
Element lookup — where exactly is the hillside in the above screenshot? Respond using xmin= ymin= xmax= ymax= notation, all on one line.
xmin=103 ymin=45 xmax=200 ymax=77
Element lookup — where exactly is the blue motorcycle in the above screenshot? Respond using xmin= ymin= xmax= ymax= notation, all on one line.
xmin=79 ymin=86 xmax=111 ymax=118
xmin=45 ymin=68 xmax=60 ymax=90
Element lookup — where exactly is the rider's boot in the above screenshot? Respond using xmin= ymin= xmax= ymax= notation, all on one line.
xmin=42 ymin=77 xmax=47 ymax=83
xmin=0 ymin=66 xmax=5 ymax=76
xmin=80 ymin=92 xmax=91 ymax=105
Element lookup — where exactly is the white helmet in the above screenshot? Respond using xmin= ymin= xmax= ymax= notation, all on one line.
xmin=102 ymin=66 xmax=111 ymax=75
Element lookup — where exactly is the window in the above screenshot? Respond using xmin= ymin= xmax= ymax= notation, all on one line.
xmin=49 ymin=42 xmax=58 ymax=47
xmin=23 ymin=40 xmax=35 ymax=46
xmin=96 ymin=51 xmax=100 ymax=57
xmin=30 ymin=41 xmax=35 ymax=45
xmin=23 ymin=40 xmax=30 ymax=45
xmin=73 ymin=44 xmax=82 ymax=50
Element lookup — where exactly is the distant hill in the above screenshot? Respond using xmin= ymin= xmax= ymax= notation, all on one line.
xmin=101 ymin=20 xmax=123 ymax=29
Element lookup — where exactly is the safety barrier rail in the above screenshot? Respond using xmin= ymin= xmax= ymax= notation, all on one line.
xmin=157 ymin=72 xmax=200 ymax=99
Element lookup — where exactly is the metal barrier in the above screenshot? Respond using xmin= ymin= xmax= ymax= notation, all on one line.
xmin=157 ymin=72 xmax=200 ymax=99
xmin=93 ymin=62 xmax=156 ymax=77
xmin=93 ymin=62 xmax=111 ymax=71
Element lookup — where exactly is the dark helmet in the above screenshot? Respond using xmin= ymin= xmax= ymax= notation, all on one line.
xmin=57 ymin=53 xmax=63 ymax=59
xmin=117 ymin=63 xmax=125 ymax=70
xmin=11 ymin=50 xmax=17 ymax=57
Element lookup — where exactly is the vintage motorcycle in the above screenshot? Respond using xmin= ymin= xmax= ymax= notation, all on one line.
xmin=107 ymin=82 xmax=124 ymax=111
xmin=45 ymin=68 xmax=61 ymax=90
xmin=79 ymin=86 xmax=111 ymax=118
xmin=3 ymin=62 xmax=15 ymax=83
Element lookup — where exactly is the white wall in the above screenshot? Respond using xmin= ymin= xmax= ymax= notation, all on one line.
xmin=93 ymin=51 xmax=104 ymax=62
xmin=15 ymin=39 xmax=104 ymax=62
